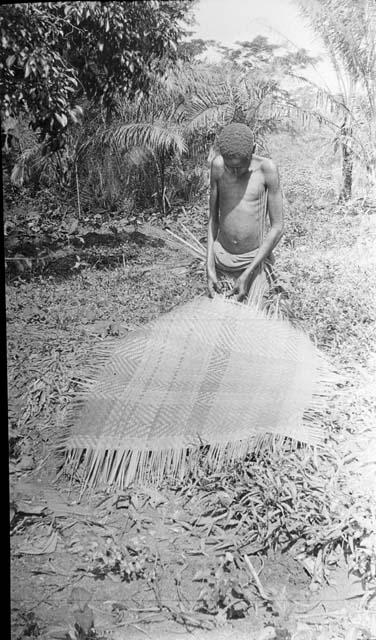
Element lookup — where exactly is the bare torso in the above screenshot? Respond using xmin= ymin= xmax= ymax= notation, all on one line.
xmin=215 ymin=154 xmax=267 ymax=254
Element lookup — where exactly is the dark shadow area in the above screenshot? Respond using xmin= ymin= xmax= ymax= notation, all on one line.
xmin=5 ymin=229 xmax=165 ymax=283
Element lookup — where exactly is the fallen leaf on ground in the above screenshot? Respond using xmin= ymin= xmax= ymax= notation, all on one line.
xmin=69 ymin=587 xmax=92 ymax=611
xmin=13 ymin=454 xmax=35 ymax=471
xmin=45 ymin=625 xmax=69 ymax=639
xmin=16 ymin=530 xmax=59 ymax=555
xmin=256 ymin=627 xmax=277 ymax=640
xmin=16 ymin=501 xmax=47 ymax=516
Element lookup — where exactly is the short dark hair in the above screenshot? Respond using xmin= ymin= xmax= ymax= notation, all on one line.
xmin=218 ymin=123 xmax=254 ymax=159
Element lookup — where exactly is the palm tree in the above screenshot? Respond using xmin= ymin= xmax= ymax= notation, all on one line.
xmin=77 ymin=71 xmax=188 ymax=215
xmin=104 ymin=122 xmax=187 ymax=215
xmin=10 ymin=63 xmax=212 ymax=216
xmin=295 ymin=0 xmax=376 ymax=200
xmin=175 ymin=38 xmax=327 ymax=159
xmin=179 ymin=63 xmax=293 ymax=157
xmin=81 ymin=61 xmax=226 ymax=215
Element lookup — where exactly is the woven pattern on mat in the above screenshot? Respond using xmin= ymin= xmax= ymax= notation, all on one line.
xmin=61 ymin=296 xmax=337 ymax=488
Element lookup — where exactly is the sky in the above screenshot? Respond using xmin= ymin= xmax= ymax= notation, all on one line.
xmin=190 ymin=0 xmax=339 ymax=90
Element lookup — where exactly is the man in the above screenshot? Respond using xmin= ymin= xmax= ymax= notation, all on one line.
xmin=207 ymin=122 xmax=284 ymax=303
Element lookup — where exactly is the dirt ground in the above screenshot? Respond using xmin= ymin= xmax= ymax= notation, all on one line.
xmin=10 ymin=468 xmax=369 ymax=640
xmin=8 ymin=201 xmax=376 ymax=640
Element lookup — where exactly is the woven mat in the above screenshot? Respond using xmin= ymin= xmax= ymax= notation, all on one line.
xmin=61 ymin=296 xmax=337 ymax=488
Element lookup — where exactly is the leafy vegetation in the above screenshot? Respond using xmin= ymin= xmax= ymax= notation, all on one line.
xmin=3 ymin=1 xmax=374 ymax=225
xmin=1 ymin=1 xmax=195 ymax=145
xmin=296 ymin=0 xmax=376 ymax=200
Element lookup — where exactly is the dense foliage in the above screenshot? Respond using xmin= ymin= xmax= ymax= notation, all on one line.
xmin=2 ymin=0 xmax=374 ymax=224
xmin=0 ymin=1 xmax=195 ymax=145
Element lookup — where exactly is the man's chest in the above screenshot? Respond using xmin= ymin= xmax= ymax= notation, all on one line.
xmin=218 ymin=171 xmax=265 ymax=203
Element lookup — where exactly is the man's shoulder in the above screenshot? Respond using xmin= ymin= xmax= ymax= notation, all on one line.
xmin=257 ymin=157 xmax=280 ymax=189
xmin=260 ymin=158 xmax=278 ymax=177
xmin=253 ymin=155 xmax=278 ymax=173
xmin=211 ymin=154 xmax=224 ymax=174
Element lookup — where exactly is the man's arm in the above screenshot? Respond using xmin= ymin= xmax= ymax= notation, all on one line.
xmin=248 ymin=159 xmax=283 ymax=269
xmin=228 ymin=159 xmax=283 ymax=301
xmin=207 ymin=160 xmax=220 ymax=297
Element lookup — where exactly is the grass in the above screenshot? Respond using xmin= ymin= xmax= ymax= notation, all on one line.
xmin=7 ymin=129 xmax=376 ymax=637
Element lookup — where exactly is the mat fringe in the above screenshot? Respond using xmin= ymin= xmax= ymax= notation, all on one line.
xmin=63 ymin=434 xmax=293 ymax=495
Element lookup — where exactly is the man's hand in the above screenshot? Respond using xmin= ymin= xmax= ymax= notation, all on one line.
xmin=207 ymin=271 xmax=219 ymax=298
xmin=227 ymin=272 xmax=251 ymax=302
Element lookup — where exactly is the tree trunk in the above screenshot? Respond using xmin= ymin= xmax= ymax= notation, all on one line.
xmin=339 ymin=144 xmax=353 ymax=201
xmin=339 ymin=122 xmax=353 ymax=202
xmin=366 ymin=159 xmax=376 ymax=201
xmin=158 ymin=153 xmax=166 ymax=216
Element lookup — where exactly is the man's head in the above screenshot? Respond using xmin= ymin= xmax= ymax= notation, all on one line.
xmin=218 ymin=122 xmax=255 ymax=176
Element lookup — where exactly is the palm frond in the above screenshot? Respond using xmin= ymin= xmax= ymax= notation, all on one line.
xmin=185 ymin=104 xmax=235 ymax=134
xmin=10 ymin=147 xmax=38 ymax=187
xmin=102 ymin=122 xmax=187 ymax=157
xmin=296 ymin=0 xmax=376 ymax=109
xmin=123 ymin=145 xmax=152 ymax=169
